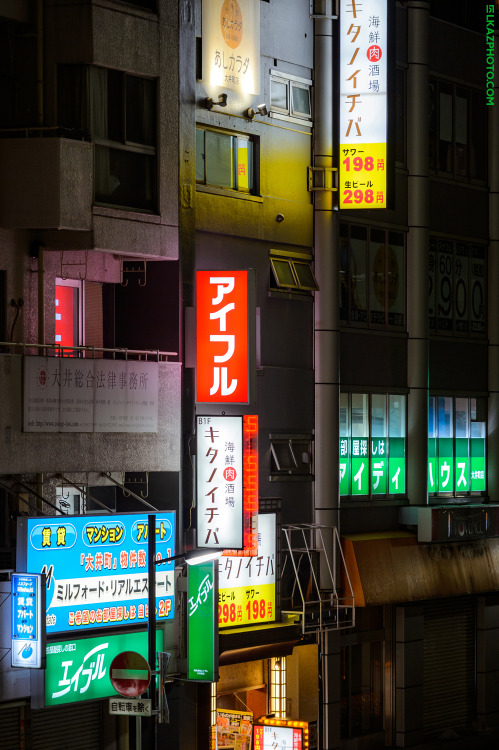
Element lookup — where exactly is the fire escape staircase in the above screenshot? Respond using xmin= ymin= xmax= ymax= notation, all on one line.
xmin=281 ymin=524 xmax=355 ymax=633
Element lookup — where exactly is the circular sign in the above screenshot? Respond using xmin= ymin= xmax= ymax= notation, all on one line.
xmin=223 ymin=467 xmax=237 ymax=481
xmin=110 ymin=651 xmax=151 ymax=697
xmin=220 ymin=0 xmax=243 ymax=49
xmin=367 ymin=44 xmax=382 ymax=62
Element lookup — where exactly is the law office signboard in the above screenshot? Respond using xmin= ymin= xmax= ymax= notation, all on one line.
xmin=18 ymin=512 xmax=175 ymax=635
xmin=202 ymin=0 xmax=260 ymax=95
xmin=339 ymin=0 xmax=390 ymax=209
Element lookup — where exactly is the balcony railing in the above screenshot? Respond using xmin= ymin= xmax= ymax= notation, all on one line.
xmin=0 ymin=342 xmax=177 ymax=361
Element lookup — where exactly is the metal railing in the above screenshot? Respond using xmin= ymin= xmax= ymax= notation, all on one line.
xmin=0 ymin=341 xmax=177 ymax=361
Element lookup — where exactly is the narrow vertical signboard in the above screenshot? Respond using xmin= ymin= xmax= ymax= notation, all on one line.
xmin=187 ymin=561 xmax=218 ymax=682
xmin=12 ymin=573 xmax=45 ymax=668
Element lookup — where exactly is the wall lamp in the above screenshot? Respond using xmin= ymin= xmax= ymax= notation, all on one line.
xmin=205 ymin=93 xmax=228 ymax=110
xmin=155 ymin=548 xmax=222 ymax=566
xmin=245 ymin=103 xmax=268 ymax=120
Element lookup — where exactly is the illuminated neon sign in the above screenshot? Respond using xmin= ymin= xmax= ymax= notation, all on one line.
xmin=196 ymin=270 xmax=249 ymax=404
xmin=339 ymin=0 xmax=389 ymax=209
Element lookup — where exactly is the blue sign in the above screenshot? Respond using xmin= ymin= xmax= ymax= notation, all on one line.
xmin=19 ymin=513 xmax=175 ymax=635
xmin=12 ymin=573 xmax=43 ymax=668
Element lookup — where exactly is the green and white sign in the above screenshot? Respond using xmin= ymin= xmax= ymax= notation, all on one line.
xmin=187 ymin=561 xmax=217 ymax=682
xmin=429 ymin=437 xmax=486 ymax=493
xmin=45 ymin=629 xmax=163 ymax=707
xmin=340 ymin=438 xmax=405 ymax=496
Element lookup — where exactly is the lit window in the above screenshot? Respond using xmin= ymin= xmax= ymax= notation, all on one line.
xmin=270 ymin=435 xmax=313 ymax=479
xmin=340 ymin=392 xmax=406 ymax=498
xmin=196 ymin=127 xmax=256 ymax=194
xmin=270 ymin=71 xmax=312 ymax=122
xmin=428 ymin=395 xmax=486 ymax=495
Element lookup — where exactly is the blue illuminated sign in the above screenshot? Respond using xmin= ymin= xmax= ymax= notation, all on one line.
xmin=12 ymin=573 xmax=44 ymax=668
xmin=18 ymin=513 xmax=175 ymax=635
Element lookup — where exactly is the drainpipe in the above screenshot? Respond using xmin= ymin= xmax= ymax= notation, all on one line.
xmin=313 ymin=7 xmax=340 ymax=581
xmin=313 ymin=6 xmax=341 ymax=750
xmin=406 ymin=1 xmax=429 ymax=506
xmin=37 ymin=0 xmax=44 ymax=125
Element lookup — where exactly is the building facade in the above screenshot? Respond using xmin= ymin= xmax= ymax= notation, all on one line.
xmin=0 ymin=1 xmax=498 ymax=749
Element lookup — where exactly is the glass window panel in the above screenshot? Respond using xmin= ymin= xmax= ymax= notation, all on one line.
xmin=205 ymin=131 xmax=233 ymax=188
xmin=126 ymin=75 xmax=155 ymax=146
xmin=389 ymin=395 xmax=405 ymax=437
xmin=291 ymin=84 xmax=311 ymax=117
xmin=107 ymin=69 xmax=123 ymax=142
xmin=437 ymin=396 xmax=453 ymax=438
xmin=455 ymin=397 xmax=469 ymax=438
xmin=350 ymin=226 xmax=367 ymax=323
xmin=455 ymin=90 xmax=468 ymax=176
xmin=428 ymin=396 xmax=436 ymax=438
xmin=471 ymin=421 xmax=485 ymax=439
xmin=340 ymin=393 xmax=350 ymax=437
xmin=371 ymin=394 xmax=386 ymax=437
xmin=290 ymin=440 xmax=312 ymax=470
xmin=271 ymin=78 xmax=288 ymax=111
xmin=236 ymin=138 xmax=252 ymax=191
xmin=95 ymin=145 xmax=156 ymax=211
xmin=387 ymin=234 xmax=404 ymax=327
xmin=293 ymin=261 xmax=318 ymax=290
xmin=351 ymin=394 xmax=368 ymax=437
xmin=438 ymin=87 xmax=453 ymax=172
xmin=270 ymin=259 xmax=298 ymax=288
xmin=196 ymin=129 xmax=205 ymax=182
xmin=369 ymin=237 xmax=386 ymax=325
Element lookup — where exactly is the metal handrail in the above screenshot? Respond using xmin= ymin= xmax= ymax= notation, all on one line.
xmin=0 ymin=341 xmax=177 ymax=361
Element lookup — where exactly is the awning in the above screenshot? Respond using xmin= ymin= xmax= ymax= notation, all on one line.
xmin=219 ymin=622 xmax=302 ymax=666
xmin=342 ymin=531 xmax=499 ymax=606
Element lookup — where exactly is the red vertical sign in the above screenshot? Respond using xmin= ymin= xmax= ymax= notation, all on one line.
xmin=196 ymin=271 xmax=248 ymax=403
xmin=55 ymin=285 xmax=76 ymax=351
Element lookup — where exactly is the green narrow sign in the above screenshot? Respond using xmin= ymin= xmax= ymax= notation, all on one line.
xmin=187 ymin=561 xmax=218 ymax=682
xmin=471 ymin=437 xmax=486 ymax=492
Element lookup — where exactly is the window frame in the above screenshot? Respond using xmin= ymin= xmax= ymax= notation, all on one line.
xmin=196 ymin=125 xmax=259 ymax=196
xmin=269 ymin=434 xmax=314 ymax=481
xmin=270 ymin=255 xmax=318 ymax=293
xmin=428 ymin=394 xmax=487 ymax=497
xmin=340 ymin=391 xmax=407 ymax=500
xmin=269 ymin=70 xmax=313 ymax=125
xmin=340 ymin=223 xmax=406 ymax=330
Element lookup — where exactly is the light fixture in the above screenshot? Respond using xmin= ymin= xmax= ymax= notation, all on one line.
xmin=245 ymin=103 xmax=268 ymax=120
xmin=205 ymin=93 xmax=228 ymax=110
xmin=155 ymin=548 xmax=222 ymax=566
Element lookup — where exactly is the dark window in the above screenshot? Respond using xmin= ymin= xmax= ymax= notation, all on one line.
xmin=429 ymin=80 xmax=487 ymax=181
xmin=430 ymin=0 xmax=485 ymax=33
xmin=58 ymin=66 xmax=157 ymax=212
xmin=429 ymin=237 xmax=487 ymax=336
xmin=270 ymin=435 xmax=313 ymax=479
xmin=270 ymin=71 xmax=312 ymax=121
xmin=340 ymin=224 xmax=405 ymax=329
xmin=270 ymin=256 xmax=318 ymax=293
xmin=196 ymin=127 xmax=256 ymax=194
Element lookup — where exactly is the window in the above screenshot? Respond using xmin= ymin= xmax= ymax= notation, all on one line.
xmin=429 ymin=80 xmax=487 ymax=181
xmin=58 ymin=66 xmax=157 ymax=212
xmin=340 ymin=224 xmax=405 ymax=329
xmin=429 ymin=237 xmax=486 ymax=336
xmin=196 ymin=127 xmax=257 ymax=194
xmin=270 ymin=70 xmax=312 ymax=123
xmin=340 ymin=392 xmax=406 ymax=498
xmin=430 ymin=0 xmax=485 ymax=33
xmin=428 ymin=395 xmax=486 ymax=495
xmin=270 ymin=252 xmax=318 ymax=293
xmin=270 ymin=435 xmax=313 ymax=479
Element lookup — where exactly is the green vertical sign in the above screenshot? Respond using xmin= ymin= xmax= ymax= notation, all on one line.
xmin=187 ymin=561 xmax=218 ymax=682
xmin=351 ymin=438 xmax=369 ymax=495
xmin=389 ymin=437 xmax=405 ymax=494
xmin=339 ymin=438 xmax=350 ymax=495
xmin=371 ymin=439 xmax=387 ymax=494
xmin=428 ymin=438 xmax=437 ymax=492
xmin=471 ymin=437 xmax=486 ymax=491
